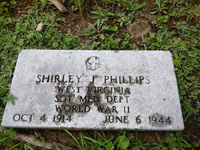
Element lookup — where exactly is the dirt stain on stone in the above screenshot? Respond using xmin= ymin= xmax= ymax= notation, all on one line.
xmin=54 ymin=81 xmax=112 ymax=119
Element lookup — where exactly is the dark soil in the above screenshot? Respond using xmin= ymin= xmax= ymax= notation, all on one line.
xmin=184 ymin=117 xmax=200 ymax=144
xmin=9 ymin=0 xmax=33 ymax=17
xmin=59 ymin=7 xmax=93 ymax=44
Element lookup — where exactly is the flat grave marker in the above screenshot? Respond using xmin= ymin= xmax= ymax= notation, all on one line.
xmin=1 ymin=50 xmax=184 ymax=130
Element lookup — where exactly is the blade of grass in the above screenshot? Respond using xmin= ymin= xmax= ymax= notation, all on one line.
xmin=7 ymin=141 xmax=23 ymax=150
xmin=64 ymin=129 xmax=82 ymax=149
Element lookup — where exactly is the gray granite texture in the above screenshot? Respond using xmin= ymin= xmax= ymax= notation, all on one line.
xmin=1 ymin=50 xmax=184 ymax=130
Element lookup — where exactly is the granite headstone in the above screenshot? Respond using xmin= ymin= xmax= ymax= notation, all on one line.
xmin=1 ymin=50 xmax=184 ymax=130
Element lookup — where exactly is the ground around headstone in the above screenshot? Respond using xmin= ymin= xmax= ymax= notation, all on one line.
xmin=13 ymin=117 xmax=200 ymax=149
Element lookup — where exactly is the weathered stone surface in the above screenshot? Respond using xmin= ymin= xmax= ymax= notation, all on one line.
xmin=1 ymin=50 xmax=184 ymax=130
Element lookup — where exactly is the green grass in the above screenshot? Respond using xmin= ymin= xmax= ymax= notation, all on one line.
xmin=0 ymin=0 xmax=200 ymax=149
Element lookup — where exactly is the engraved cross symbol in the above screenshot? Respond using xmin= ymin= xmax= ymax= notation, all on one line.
xmin=89 ymin=57 xmax=99 ymax=70
xmin=86 ymin=56 xmax=100 ymax=71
